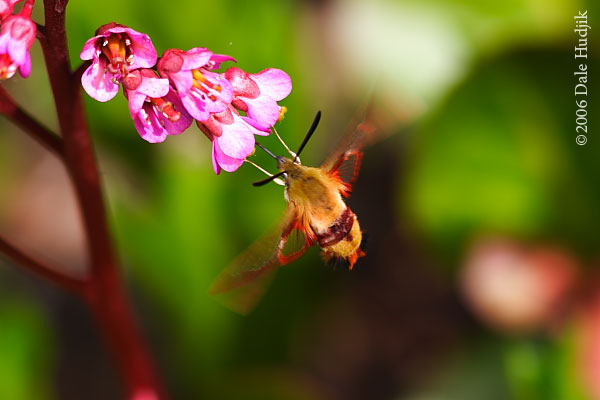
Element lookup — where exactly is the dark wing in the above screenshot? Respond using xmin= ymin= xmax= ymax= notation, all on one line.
xmin=209 ymin=208 xmax=311 ymax=314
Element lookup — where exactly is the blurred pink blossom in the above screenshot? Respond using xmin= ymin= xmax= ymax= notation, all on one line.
xmin=0 ymin=0 xmax=20 ymax=22
xmin=577 ymin=278 xmax=600 ymax=400
xmin=460 ymin=238 xmax=577 ymax=333
xmin=0 ymin=13 xmax=35 ymax=80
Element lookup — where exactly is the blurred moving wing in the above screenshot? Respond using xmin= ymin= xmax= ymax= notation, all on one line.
xmin=321 ymin=96 xmax=401 ymax=177
xmin=209 ymin=213 xmax=291 ymax=295
xmin=320 ymin=115 xmax=377 ymax=177
xmin=211 ymin=269 xmax=277 ymax=314
xmin=331 ymin=151 xmax=364 ymax=192
xmin=209 ymin=210 xmax=310 ymax=314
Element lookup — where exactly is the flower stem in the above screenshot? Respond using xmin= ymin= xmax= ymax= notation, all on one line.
xmin=0 ymin=235 xmax=86 ymax=295
xmin=0 ymin=85 xmax=64 ymax=158
xmin=31 ymin=0 xmax=166 ymax=398
xmin=84 ymin=264 xmax=164 ymax=400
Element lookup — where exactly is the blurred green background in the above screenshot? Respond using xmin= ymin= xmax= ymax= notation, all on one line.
xmin=0 ymin=0 xmax=599 ymax=399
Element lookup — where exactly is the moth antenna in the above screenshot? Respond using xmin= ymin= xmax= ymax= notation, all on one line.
xmin=272 ymin=125 xmax=298 ymax=161
xmin=244 ymin=159 xmax=284 ymax=186
xmin=293 ymin=111 xmax=321 ymax=164
xmin=255 ymin=142 xmax=278 ymax=160
xmin=253 ymin=171 xmax=285 ymax=187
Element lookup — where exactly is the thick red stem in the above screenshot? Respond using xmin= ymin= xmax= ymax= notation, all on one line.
xmin=83 ymin=265 xmax=162 ymax=400
xmin=36 ymin=0 xmax=165 ymax=398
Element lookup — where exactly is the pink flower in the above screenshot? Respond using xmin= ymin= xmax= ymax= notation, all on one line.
xmin=197 ymin=105 xmax=268 ymax=174
xmin=0 ymin=14 xmax=36 ymax=80
xmin=460 ymin=238 xmax=576 ymax=334
xmin=0 ymin=0 xmax=20 ymax=22
xmin=579 ymin=284 xmax=600 ymax=400
xmin=225 ymin=67 xmax=291 ymax=131
xmin=122 ymin=69 xmax=192 ymax=143
xmin=80 ymin=23 xmax=157 ymax=102
xmin=157 ymin=48 xmax=235 ymax=121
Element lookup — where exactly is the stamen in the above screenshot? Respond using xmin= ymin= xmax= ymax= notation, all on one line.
xmin=244 ymin=159 xmax=285 ymax=186
xmin=192 ymin=69 xmax=205 ymax=82
xmin=192 ymin=69 xmax=220 ymax=91
xmin=278 ymin=106 xmax=287 ymax=122
xmin=100 ymin=33 xmax=130 ymax=75
xmin=139 ymin=108 xmax=151 ymax=125
xmin=150 ymin=97 xmax=181 ymax=122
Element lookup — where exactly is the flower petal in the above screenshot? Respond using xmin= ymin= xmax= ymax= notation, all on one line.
xmin=80 ymin=35 xmax=101 ymax=60
xmin=126 ymin=90 xmax=147 ymax=115
xmin=160 ymin=89 xmax=194 ymax=135
xmin=181 ymin=48 xmax=213 ymax=70
xmin=243 ymin=94 xmax=280 ymax=131
xmin=133 ymin=106 xmax=168 ymax=143
xmin=157 ymin=49 xmax=184 ymax=76
xmin=214 ymin=140 xmax=245 ymax=173
xmin=167 ymin=69 xmax=192 ymax=93
xmin=252 ymin=68 xmax=292 ymax=101
xmin=212 ymin=142 xmax=222 ymax=175
xmin=18 ymin=51 xmax=31 ymax=77
xmin=0 ymin=33 xmax=9 ymax=52
xmin=225 ymin=67 xmax=260 ymax=98
xmin=129 ymin=34 xmax=157 ymax=69
xmin=240 ymin=116 xmax=271 ymax=136
xmin=216 ymin=116 xmax=256 ymax=159
xmin=101 ymin=26 xmax=157 ymax=69
xmin=6 ymin=34 xmax=27 ymax=65
xmin=136 ymin=75 xmax=169 ymax=98
xmin=202 ymin=72 xmax=233 ymax=112
xmin=81 ymin=62 xmax=120 ymax=102
xmin=208 ymin=54 xmax=236 ymax=70
xmin=181 ymin=93 xmax=209 ymax=121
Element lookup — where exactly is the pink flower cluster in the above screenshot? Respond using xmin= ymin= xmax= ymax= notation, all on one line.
xmin=0 ymin=0 xmax=36 ymax=80
xmin=80 ymin=23 xmax=291 ymax=174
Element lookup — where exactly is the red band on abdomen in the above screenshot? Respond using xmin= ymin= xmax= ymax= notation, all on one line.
xmin=316 ymin=207 xmax=355 ymax=248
